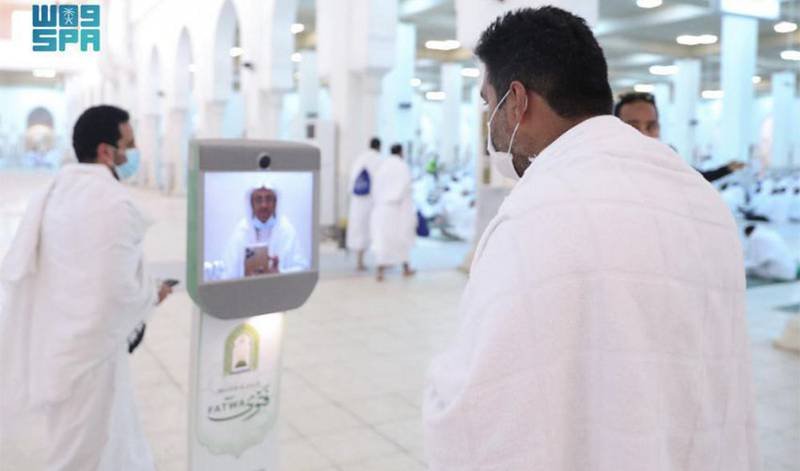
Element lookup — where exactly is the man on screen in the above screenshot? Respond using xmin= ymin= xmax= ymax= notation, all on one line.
xmin=221 ymin=183 xmax=308 ymax=279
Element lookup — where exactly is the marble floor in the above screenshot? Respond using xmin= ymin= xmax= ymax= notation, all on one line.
xmin=1 ymin=169 xmax=798 ymax=471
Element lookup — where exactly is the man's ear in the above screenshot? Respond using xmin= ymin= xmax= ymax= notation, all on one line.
xmin=509 ymin=81 xmax=530 ymax=122
xmin=95 ymin=142 xmax=107 ymax=164
xmin=95 ymin=142 xmax=113 ymax=166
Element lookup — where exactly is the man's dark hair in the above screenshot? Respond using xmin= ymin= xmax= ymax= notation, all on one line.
xmin=475 ymin=7 xmax=612 ymax=118
xmin=614 ymin=92 xmax=658 ymax=118
xmin=369 ymin=137 xmax=381 ymax=151
xmin=390 ymin=144 xmax=402 ymax=156
xmin=72 ymin=105 xmax=130 ymax=163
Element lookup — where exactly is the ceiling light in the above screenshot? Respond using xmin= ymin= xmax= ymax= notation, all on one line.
xmin=291 ymin=23 xmax=305 ymax=34
xmin=425 ymin=91 xmax=446 ymax=101
xmin=780 ymin=49 xmax=800 ymax=61
xmin=32 ymin=68 xmax=56 ymax=78
xmin=649 ymin=64 xmax=679 ymax=76
xmin=752 ymin=75 xmax=762 ymax=84
xmin=461 ymin=67 xmax=480 ymax=78
xmin=701 ymin=90 xmax=724 ymax=100
xmin=410 ymin=78 xmax=422 ymax=87
xmin=229 ymin=47 xmax=244 ymax=58
xmin=425 ymin=40 xmax=461 ymax=51
xmin=697 ymin=34 xmax=718 ymax=44
xmin=676 ymin=34 xmax=718 ymax=46
xmin=636 ymin=0 xmax=662 ymax=8
xmin=291 ymin=52 xmax=302 ymax=63
xmin=634 ymin=84 xmax=655 ymax=93
xmin=774 ymin=21 xmax=798 ymax=33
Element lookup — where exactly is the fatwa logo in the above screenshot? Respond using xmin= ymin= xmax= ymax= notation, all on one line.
xmin=32 ymin=4 xmax=100 ymax=52
xmin=224 ymin=323 xmax=260 ymax=376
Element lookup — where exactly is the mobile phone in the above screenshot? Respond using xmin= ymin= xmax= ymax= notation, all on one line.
xmin=127 ymin=322 xmax=146 ymax=354
xmin=164 ymin=279 xmax=180 ymax=287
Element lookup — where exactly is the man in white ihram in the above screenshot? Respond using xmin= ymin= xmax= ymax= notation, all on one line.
xmin=346 ymin=137 xmax=383 ymax=271
xmin=743 ymin=224 xmax=799 ymax=282
xmin=0 ymin=105 xmax=172 ymax=470
xmin=424 ymin=7 xmax=759 ymax=470
xmin=371 ymin=144 xmax=416 ymax=281
xmin=220 ymin=182 xmax=308 ymax=279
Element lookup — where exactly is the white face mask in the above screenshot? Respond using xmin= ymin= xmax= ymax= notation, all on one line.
xmin=487 ymin=88 xmax=526 ymax=180
xmin=252 ymin=216 xmax=276 ymax=242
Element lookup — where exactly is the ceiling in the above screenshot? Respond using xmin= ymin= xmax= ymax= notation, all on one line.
xmin=0 ymin=69 xmax=62 ymax=87
xmin=1 ymin=0 xmax=798 ymax=96
xmin=298 ymin=0 xmax=800 ymax=96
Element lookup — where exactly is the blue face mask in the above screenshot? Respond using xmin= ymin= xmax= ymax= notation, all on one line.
xmin=116 ymin=149 xmax=140 ymax=180
xmin=252 ymin=216 xmax=277 ymax=232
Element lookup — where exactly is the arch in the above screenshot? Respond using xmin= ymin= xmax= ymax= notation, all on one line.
xmin=168 ymin=26 xmax=197 ymax=192
xmin=146 ymin=46 xmax=163 ymax=114
xmin=212 ymin=0 xmax=240 ymax=100
xmin=26 ymin=107 xmax=54 ymax=128
xmin=174 ymin=27 xmax=194 ymax=109
xmin=256 ymin=0 xmax=297 ymax=91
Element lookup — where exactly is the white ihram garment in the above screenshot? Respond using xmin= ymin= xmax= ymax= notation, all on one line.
xmin=744 ymin=225 xmax=798 ymax=281
xmin=370 ymin=157 xmax=416 ymax=266
xmin=346 ymin=149 xmax=383 ymax=251
xmin=0 ymin=163 xmax=157 ymax=470
xmin=424 ymin=116 xmax=759 ymax=471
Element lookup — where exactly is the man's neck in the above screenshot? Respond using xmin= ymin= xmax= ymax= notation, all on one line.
xmin=536 ymin=114 xmax=597 ymax=155
xmin=79 ymin=161 xmax=119 ymax=180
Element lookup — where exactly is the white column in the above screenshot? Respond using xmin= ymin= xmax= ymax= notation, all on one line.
xmin=201 ymin=100 xmax=227 ymax=138
xmin=719 ymin=15 xmax=758 ymax=165
xmin=298 ymin=49 xmax=320 ymax=120
xmin=440 ymin=63 xmax=463 ymax=170
xmin=253 ymin=88 xmax=289 ymax=140
xmin=348 ymin=72 xmax=383 ymax=152
xmin=770 ymin=71 xmax=796 ymax=168
xmin=163 ymin=107 xmax=190 ymax=194
xmin=332 ymin=72 xmax=385 ymax=218
xmin=138 ymin=113 xmax=161 ymax=188
xmin=394 ymin=23 xmax=417 ymax=149
xmin=470 ymin=84 xmax=483 ymax=183
xmin=240 ymin=67 xmax=262 ymax=139
xmin=242 ymin=89 xmax=285 ymax=140
xmin=317 ymin=0 xmax=397 ymax=224
xmin=262 ymin=90 xmax=286 ymax=139
xmin=794 ymin=98 xmax=800 ymax=167
xmin=652 ymin=82 xmax=673 ymax=146
xmin=672 ymin=59 xmax=701 ymax=164
xmin=379 ymin=23 xmax=417 ymax=147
